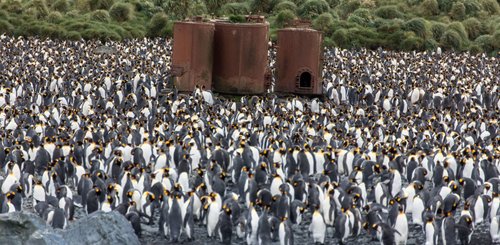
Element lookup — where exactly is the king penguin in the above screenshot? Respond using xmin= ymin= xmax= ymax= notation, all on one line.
xmin=279 ymin=217 xmax=294 ymax=245
xmin=309 ymin=207 xmax=327 ymax=244
xmin=218 ymin=205 xmax=232 ymax=244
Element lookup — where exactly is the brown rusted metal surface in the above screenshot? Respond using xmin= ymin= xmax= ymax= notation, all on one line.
xmin=290 ymin=19 xmax=312 ymax=28
xmin=212 ymin=21 xmax=270 ymax=95
xmin=171 ymin=21 xmax=214 ymax=92
xmin=275 ymin=28 xmax=323 ymax=95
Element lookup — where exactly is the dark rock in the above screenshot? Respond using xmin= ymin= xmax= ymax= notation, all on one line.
xmin=61 ymin=211 xmax=140 ymax=245
xmin=0 ymin=212 xmax=65 ymax=245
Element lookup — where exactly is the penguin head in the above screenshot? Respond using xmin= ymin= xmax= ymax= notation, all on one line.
xmin=449 ymin=182 xmax=459 ymax=192
xmin=484 ymin=183 xmax=492 ymax=191
xmin=95 ymin=187 xmax=102 ymax=195
xmin=465 ymin=216 xmax=473 ymax=225
xmin=352 ymin=192 xmax=361 ymax=202
xmin=106 ymin=195 xmax=114 ymax=204
xmin=187 ymin=190 xmax=195 ymax=197
xmin=260 ymin=149 xmax=268 ymax=157
xmin=6 ymin=191 xmax=15 ymax=200
xmin=163 ymin=189 xmax=170 ymax=197
xmin=174 ymin=183 xmax=182 ymax=192
xmin=413 ymin=181 xmax=424 ymax=190
xmin=395 ymin=194 xmax=406 ymax=204
xmin=458 ymin=178 xmax=465 ymax=186
xmin=35 ymin=179 xmax=43 ymax=185
xmin=107 ymin=183 xmax=115 ymax=193
xmin=197 ymin=182 xmax=206 ymax=192
xmin=426 ymin=216 xmax=434 ymax=223
xmin=96 ymin=171 xmax=104 ymax=179
xmin=219 ymin=172 xmax=227 ymax=179
xmin=129 ymin=201 xmax=136 ymax=207
xmin=223 ymin=205 xmax=232 ymax=215
xmin=362 ymin=221 xmax=370 ymax=230
xmin=463 ymin=201 xmax=470 ymax=210
xmin=148 ymin=193 xmax=155 ymax=202
xmin=15 ymin=184 xmax=23 ymax=193
xmin=443 ymin=175 xmax=450 ymax=184
xmin=6 ymin=161 xmax=14 ymax=170
xmin=209 ymin=192 xmax=218 ymax=201
xmin=389 ymin=199 xmax=396 ymax=206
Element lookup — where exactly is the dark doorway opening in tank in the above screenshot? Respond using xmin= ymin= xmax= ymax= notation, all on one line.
xmin=299 ymin=72 xmax=312 ymax=88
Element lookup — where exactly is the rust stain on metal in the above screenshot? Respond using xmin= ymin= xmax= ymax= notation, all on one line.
xmin=275 ymin=28 xmax=323 ymax=95
xmin=212 ymin=20 xmax=270 ymax=95
xmin=171 ymin=21 xmax=214 ymax=92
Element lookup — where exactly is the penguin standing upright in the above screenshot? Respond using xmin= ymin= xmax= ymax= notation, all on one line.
xmin=309 ymin=208 xmax=326 ymax=244
xmin=218 ymin=205 xmax=232 ymax=244
xmin=2 ymin=192 xmax=16 ymax=213
xmin=86 ymin=187 xmax=102 ymax=214
xmin=168 ymin=193 xmax=183 ymax=242
xmin=141 ymin=191 xmax=155 ymax=224
xmin=183 ymin=195 xmax=195 ymax=241
xmin=279 ymin=217 xmax=293 ymax=245
xmin=126 ymin=206 xmax=142 ymax=238
xmin=373 ymin=222 xmax=400 ymax=245
xmin=457 ymin=214 xmax=474 ymax=245
xmin=257 ymin=207 xmax=272 ymax=245
xmin=321 ymin=188 xmax=336 ymax=226
xmin=441 ymin=214 xmax=456 ymax=245
xmin=394 ymin=206 xmax=408 ymax=245
xmin=1 ymin=171 xmax=19 ymax=194
xmin=48 ymin=207 xmax=67 ymax=229
xmin=246 ymin=203 xmax=259 ymax=245
xmin=335 ymin=208 xmax=350 ymax=244
xmin=159 ymin=191 xmax=170 ymax=238
xmin=412 ymin=193 xmax=427 ymax=226
xmin=59 ymin=196 xmax=75 ymax=220
xmin=206 ymin=192 xmax=222 ymax=238
xmin=491 ymin=215 xmax=500 ymax=243
xmin=9 ymin=184 xmax=23 ymax=211
xmin=424 ymin=216 xmax=438 ymax=245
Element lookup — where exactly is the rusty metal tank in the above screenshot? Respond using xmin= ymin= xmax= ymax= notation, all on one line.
xmin=275 ymin=28 xmax=323 ymax=95
xmin=171 ymin=20 xmax=214 ymax=92
xmin=212 ymin=17 xmax=270 ymax=95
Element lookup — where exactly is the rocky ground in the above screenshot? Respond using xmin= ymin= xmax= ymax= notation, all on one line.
xmin=17 ymin=183 xmax=494 ymax=245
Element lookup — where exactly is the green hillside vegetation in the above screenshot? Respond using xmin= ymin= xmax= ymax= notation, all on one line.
xmin=1 ymin=0 xmax=499 ymax=54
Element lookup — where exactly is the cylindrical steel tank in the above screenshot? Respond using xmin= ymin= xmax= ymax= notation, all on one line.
xmin=171 ymin=21 xmax=214 ymax=92
xmin=275 ymin=28 xmax=323 ymax=95
xmin=212 ymin=20 xmax=270 ymax=95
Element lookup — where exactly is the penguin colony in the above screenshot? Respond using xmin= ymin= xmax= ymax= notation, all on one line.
xmin=0 ymin=34 xmax=499 ymax=245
